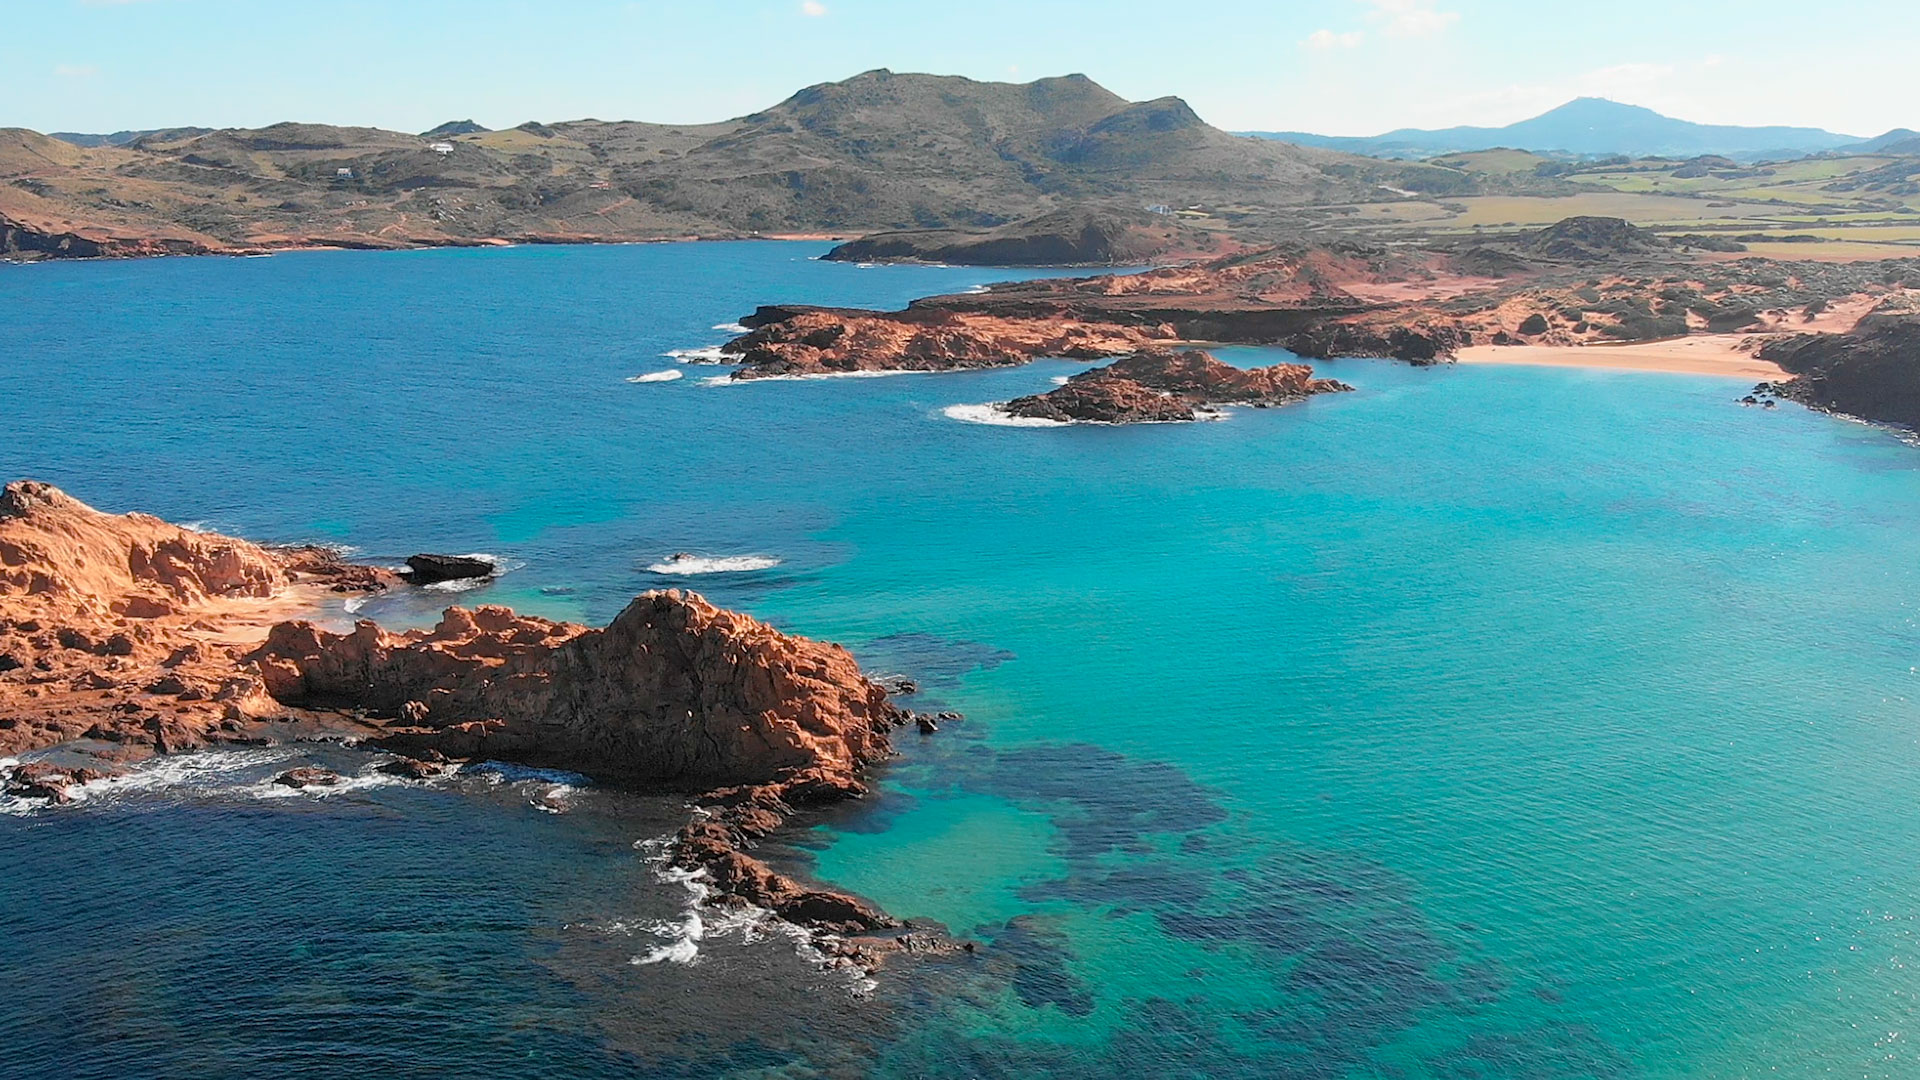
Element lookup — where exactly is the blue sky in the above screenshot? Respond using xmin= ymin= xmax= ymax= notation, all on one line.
xmin=16 ymin=0 xmax=1916 ymax=137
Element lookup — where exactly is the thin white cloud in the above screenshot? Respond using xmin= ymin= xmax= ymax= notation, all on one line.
xmin=54 ymin=64 xmax=99 ymax=78
xmin=800 ymin=0 xmax=827 ymax=15
xmin=1304 ymin=29 xmax=1365 ymax=50
xmin=1359 ymin=0 xmax=1460 ymax=39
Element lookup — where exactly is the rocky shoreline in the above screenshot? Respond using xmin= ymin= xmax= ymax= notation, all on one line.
xmin=0 ymin=480 xmax=962 ymax=971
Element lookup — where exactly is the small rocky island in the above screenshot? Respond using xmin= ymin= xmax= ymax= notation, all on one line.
xmin=0 ymin=481 xmax=944 ymax=960
xmin=998 ymin=349 xmax=1353 ymax=424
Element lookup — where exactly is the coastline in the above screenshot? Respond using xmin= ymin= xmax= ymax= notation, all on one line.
xmin=1455 ymin=334 xmax=1786 ymax=378
xmin=1 ymin=230 xmax=863 ymax=266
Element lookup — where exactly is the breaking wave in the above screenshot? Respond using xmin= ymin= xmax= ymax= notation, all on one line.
xmin=941 ymin=403 xmax=1067 ymax=428
xmin=646 ymin=554 xmax=782 ymax=575
xmin=664 ymin=345 xmax=732 ymax=364
xmin=627 ymin=370 xmax=684 ymax=383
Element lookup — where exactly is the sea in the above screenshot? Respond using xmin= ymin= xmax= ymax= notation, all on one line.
xmin=3 ymin=241 xmax=1919 ymax=1079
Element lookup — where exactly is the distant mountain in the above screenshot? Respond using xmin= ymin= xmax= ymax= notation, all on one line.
xmin=47 ymin=128 xmax=211 ymax=148
xmin=1245 ymin=98 xmax=1865 ymax=161
xmin=1846 ymin=128 xmax=1920 ymax=154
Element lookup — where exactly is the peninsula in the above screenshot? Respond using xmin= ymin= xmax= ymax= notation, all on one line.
xmin=0 ymin=481 xmax=942 ymax=963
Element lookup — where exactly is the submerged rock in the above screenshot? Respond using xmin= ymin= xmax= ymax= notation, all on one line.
xmin=272 ymin=766 xmax=344 ymax=789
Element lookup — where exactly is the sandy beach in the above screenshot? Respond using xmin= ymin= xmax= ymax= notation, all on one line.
xmin=1456 ymin=334 xmax=1785 ymax=378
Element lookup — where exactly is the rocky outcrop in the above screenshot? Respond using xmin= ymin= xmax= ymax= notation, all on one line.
xmin=253 ymin=592 xmax=898 ymax=787
xmin=3 ymin=760 xmax=122 ymax=803
xmin=1000 ymin=349 xmax=1353 ymax=423
xmin=1758 ymin=320 xmax=1920 ymax=427
xmin=0 ymin=481 xmax=395 ymax=756
xmin=252 ymin=589 xmax=908 ymax=932
xmin=403 ymin=554 xmax=495 ymax=585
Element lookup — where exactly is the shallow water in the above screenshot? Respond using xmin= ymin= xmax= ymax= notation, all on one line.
xmin=4 ymin=242 xmax=1920 ymax=1077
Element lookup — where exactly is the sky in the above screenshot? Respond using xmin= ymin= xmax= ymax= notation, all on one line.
xmin=14 ymin=0 xmax=1916 ymax=138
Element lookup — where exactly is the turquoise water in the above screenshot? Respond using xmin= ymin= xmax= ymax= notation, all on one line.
xmin=4 ymin=243 xmax=1920 ymax=1077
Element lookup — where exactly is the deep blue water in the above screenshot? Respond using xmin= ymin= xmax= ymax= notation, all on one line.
xmin=5 ymin=242 xmax=1920 ymax=1078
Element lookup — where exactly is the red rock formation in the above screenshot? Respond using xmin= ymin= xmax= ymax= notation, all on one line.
xmin=1000 ymin=348 xmax=1353 ymax=424
xmin=0 ymin=481 xmax=397 ymax=756
xmin=253 ymin=591 xmax=898 ymax=789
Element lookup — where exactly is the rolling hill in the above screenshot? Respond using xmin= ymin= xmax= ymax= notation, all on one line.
xmin=4 ymin=70 xmax=1402 ymax=258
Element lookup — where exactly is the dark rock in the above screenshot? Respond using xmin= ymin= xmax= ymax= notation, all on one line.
xmin=403 ymin=554 xmax=496 ymax=585
xmin=1518 ymin=313 xmax=1550 ymax=335
xmin=5 ymin=761 xmax=119 ymax=803
xmin=1759 ymin=321 xmax=1920 ymax=428
xmin=916 ymin=715 xmax=940 ymax=734
xmin=273 ymin=766 xmax=344 ymax=789
xmin=377 ymin=756 xmax=445 ymax=780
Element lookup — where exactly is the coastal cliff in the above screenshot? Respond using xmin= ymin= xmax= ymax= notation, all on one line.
xmin=1758 ymin=313 xmax=1920 ymax=428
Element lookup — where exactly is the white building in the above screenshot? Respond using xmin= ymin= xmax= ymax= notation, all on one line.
xmin=429 ymin=142 xmax=455 ymax=155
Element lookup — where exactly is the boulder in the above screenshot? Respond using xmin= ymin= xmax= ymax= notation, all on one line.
xmin=404 ymin=554 xmax=495 ymax=585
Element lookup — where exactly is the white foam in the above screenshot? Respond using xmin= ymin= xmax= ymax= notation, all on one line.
xmin=632 ymin=862 xmax=712 ymax=965
xmin=646 ymin=554 xmax=782 ymax=575
xmin=342 ymin=594 xmax=371 ymax=614
xmin=711 ymin=322 xmax=750 ymax=334
xmin=250 ymin=767 xmax=409 ymax=801
xmin=626 ymin=370 xmax=684 ymax=383
xmin=1050 ymin=375 xmax=1071 ymax=385
xmin=942 ymin=402 xmax=1229 ymax=427
xmin=942 ymin=403 xmax=1068 ymax=428
xmin=704 ymin=368 xmax=923 ymax=387
xmin=664 ymin=345 xmax=732 ymax=364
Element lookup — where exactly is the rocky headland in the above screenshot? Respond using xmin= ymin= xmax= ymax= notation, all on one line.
xmin=0 ymin=480 xmax=946 ymax=958
xmin=710 ymin=225 xmax=1920 ymax=391
xmin=997 ymin=348 xmax=1353 ymax=424
xmin=721 ymin=305 xmax=1179 ymax=379
xmin=1757 ymin=297 xmax=1920 ymax=427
